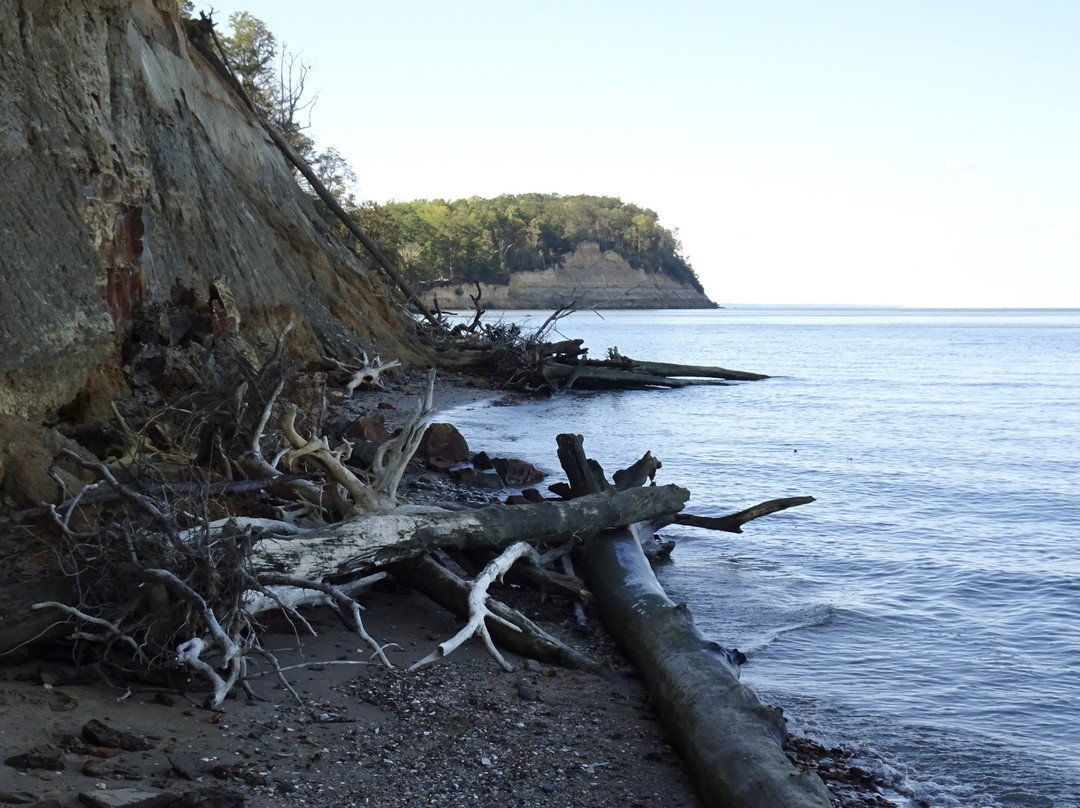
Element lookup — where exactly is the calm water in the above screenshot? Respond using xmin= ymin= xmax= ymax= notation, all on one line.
xmin=440 ymin=307 xmax=1080 ymax=808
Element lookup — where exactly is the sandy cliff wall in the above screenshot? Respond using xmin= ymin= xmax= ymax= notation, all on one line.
xmin=420 ymin=243 xmax=715 ymax=310
xmin=0 ymin=0 xmax=420 ymax=420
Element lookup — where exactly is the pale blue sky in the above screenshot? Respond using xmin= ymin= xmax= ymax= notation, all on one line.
xmin=195 ymin=1 xmax=1080 ymax=307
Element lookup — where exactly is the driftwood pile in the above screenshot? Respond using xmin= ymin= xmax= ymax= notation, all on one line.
xmin=0 ymin=287 xmax=830 ymax=808
xmin=419 ymin=292 xmax=771 ymax=393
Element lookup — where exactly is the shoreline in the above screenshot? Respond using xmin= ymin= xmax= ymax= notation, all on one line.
xmin=0 ymin=369 xmax=899 ymax=807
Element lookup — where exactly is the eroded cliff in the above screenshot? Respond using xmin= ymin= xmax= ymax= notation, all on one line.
xmin=0 ymin=0 xmax=422 ymax=420
xmin=420 ymin=242 xmax=716 ymax=311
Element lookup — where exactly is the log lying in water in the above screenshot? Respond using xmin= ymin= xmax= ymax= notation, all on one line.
xmin=553 ymin=434 xmax=830 ymax=808
xmin=542 ymin=361 xmax=731 ymax=390
xmin=601 ymin=356 xmax=770 ymax=381
xmin=583 ymin=526 xmax=832 ymax=808
xmin=541 ymin=354 xmax=768 ymax=391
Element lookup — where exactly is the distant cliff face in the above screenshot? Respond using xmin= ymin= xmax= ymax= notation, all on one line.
xmin=421 ymin=243 xmax=716 ymax=310
xmin=0 ymin=0 xmax=421 ymax=420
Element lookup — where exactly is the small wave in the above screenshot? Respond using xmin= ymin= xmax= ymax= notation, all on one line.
xmin=741 ymin=603 xmax=836 ymax=656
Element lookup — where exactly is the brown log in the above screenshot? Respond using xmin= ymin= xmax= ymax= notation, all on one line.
xmin=674 ymin=496 xmax=816 ymax=533
xmin=553 ymin=433 xmax=611 ymax=497
xmin=602 ymin=357 xmax=770 ymax=381
xmin=537 ymin=338 xmax=587 ymax=359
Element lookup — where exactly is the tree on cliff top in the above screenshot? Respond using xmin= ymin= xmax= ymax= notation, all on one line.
xmin=216 ymin=12 xmax=317 ymax=161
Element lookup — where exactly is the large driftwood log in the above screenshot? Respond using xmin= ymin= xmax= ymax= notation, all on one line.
xmin=542 ymin=356 xmax=769 ymax=391
xmin=542 ymin=361 xmax=729 ymax=390
xmin=602 ymin=357 xmax=770 ymax=381
xmin=251 ymin=484 xmax=690 ymax=580
xmin=555 ymin=434 xmax=830 ymax=808
xmin=583 ymin=527 xmax=831 ymax=808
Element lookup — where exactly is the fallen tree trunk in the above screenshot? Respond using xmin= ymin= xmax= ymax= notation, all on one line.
xmin=551 ymin=434 xmax=829 ymax=807
xmin=542 ymin=361 xmax=730 ymax=390
xmin=583 ymin=526 xmax=832 ymax=808
xmin=251 ymin=484 xmax=690 ymax=579
xmin=602 ymin=357 xmax=769 ymax=381
xmin=189 ymin=18 xmax=441 ymax=329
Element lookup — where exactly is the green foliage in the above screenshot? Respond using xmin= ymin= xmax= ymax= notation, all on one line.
xmin=214 ymin=11 xmax=354 ymax=202
xmin=353 ymin=194 xmax=704 ymax=292
xmin=219 ymin=12 xmax=277 ymax=112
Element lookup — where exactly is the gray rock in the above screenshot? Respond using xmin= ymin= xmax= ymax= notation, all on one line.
xmin=168 ymin=755 xmax=201 ymax=781
xmin=449 ymin=465 xmax=505 ymax=490
xmin=3 ymin=751 xmax=64 ymax=772
xmin=82 ymin=720 xmax=155 ymax=752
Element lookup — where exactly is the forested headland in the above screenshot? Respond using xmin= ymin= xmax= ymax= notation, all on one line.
xmin=353 ymin=194 xmax=704 ymax=292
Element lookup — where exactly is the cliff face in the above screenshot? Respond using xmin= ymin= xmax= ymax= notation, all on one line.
xmin=421 ymin=243 xmax=715 ymax=310
xmin=0 ymin=0 xmax=420 ymax=420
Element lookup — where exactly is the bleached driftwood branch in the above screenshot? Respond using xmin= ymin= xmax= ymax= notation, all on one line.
xmin=411 ymin=542 xmax=539 ymax=672
xmin=344 ymin=352 xmax=401 ymax=395
xmin=280 ymin=369 xmax=437 ymax=514
xmin=30 ymin=602 xmax=149 ymax=663
xmin=252 ymin=573 xmax=393 ymax=666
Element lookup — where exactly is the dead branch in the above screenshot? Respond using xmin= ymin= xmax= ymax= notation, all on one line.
xmin=141 ymin=566 xmax=243 ymax=707
xmin=673 ymin=497 xmax=816 ymax=534
xmin=367 ymin=368 xmax=437 ymax=505
xmin=30 ymin=602 xmax=149 ymax=664
xmin=390 ymin=555 xmax=600 ymax=671
xmin=281 ymin=369 xmax=436 ymax=514
xmin=410 ymin=542 xmax=539 ymax=672
xmin=255 ymin=574 xmax=393 ymax=667
xmin=343 ymin=352 xmax=402 ymax=395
